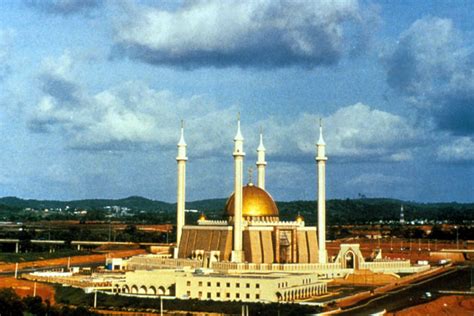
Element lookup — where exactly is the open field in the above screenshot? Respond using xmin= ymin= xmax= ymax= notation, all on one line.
xmin=0 ymin=277 xmax=56 ymax=304
xmin=0 ymin=249 xmax=146 ymax=272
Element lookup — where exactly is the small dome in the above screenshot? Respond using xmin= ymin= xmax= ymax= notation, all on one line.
xmin=296 ymin=214 xmax=304 ymax=223
xmin=198 ymin=213 xmax=207 ymax=221
xmin=225 ymin=184 xmax=279 ymax=218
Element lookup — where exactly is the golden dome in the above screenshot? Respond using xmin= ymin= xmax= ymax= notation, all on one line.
xmin=225 ymin=184 xmax=279 ymax=218
xmin=296 ymin=213 xmax=304 ymax=223
xmin=198 ymin=213 xmax=207 ymax=221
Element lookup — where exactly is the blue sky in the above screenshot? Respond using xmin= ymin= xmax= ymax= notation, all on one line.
xmin=0 ymin=0 xmax=473 ymax=203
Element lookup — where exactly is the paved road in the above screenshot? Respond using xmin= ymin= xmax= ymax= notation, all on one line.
xmin=338 ymin=265 xmax=472 ymax=315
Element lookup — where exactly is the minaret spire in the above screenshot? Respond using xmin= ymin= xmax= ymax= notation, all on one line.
xmin=178 ymin=120 xmax=186 ymax=146
xmin=232 ymin=114 xmax=245 ymax=263
xmin=235 ymin=112 xmax=244 ymax=141
xmin=175 ymin=120 xmax=188 ymax=258
xmin=256 ymin=127 xmax=267 ymax=190
xmin=316 ymin=118 xmax=328 ymax=264
xmin=317 ymin=118 xmax=325 ymax=145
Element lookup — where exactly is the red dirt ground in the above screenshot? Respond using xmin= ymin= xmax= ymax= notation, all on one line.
xmin=0 ymin=249 xmax=146 ymax=273
xmin=0 ymin=249 xmax=146 ymax=306
xmin=387 ymin=295 xmax=474 ymax=316
xmin=0 ymin=277 xmax=56 ymax=304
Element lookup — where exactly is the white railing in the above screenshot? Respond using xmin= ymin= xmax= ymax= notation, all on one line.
xmin=210 ymin=262 xmax=342 ymax=272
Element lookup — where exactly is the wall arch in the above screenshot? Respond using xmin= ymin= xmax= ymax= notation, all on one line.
xmin=158 ymin=286 xmax=166 ymax=295
xmin=122 ymin=285 xmax=130 ymax=293
xmin=344 ymin=250 xmax=356 ymax=269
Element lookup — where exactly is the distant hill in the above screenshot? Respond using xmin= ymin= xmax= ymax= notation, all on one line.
xmin=0 ymin=195 xmax=171 ymax=211
xmin=0 ymin=196 xmax=230 ymax=213
xmin=0 ymin=196 xmax=473 ymax=224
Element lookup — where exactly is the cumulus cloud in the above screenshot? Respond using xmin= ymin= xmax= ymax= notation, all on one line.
xmin=25 ymin=0 xmax=102 ymax=16
xmin=113 ymin=0 xmax=373 ymax=69
xmin=262 ymin=103 xmax=421 ymax=162
xmin=385 ymin=16 xmax=474 ymax=136
xmin=29 ymin=54 xmax=422 ymax=162
xmin=28 ymin=53 xmax=238 ymax=153
xmin=437 ymin=137 xmax=474 ymax=162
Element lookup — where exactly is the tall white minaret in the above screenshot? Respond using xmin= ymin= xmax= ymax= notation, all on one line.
xmin=400 ymin=205 xmax=405 ymax=225
xmin=231 ymin=114 xmax=245 ymax=263
xmin=256 ymin=130 xmax=266 ymax=190
xmin=316 ymin=119 xmax=328 ymax=264
xmin=175 ymin=120 xmax=187 ymax=258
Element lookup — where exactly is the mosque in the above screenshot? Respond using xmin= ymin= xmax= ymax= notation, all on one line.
xmin=176 ymin=119 xmax=324 ymax=264
xmin=110 ymin=118 xmax=428 ymax=303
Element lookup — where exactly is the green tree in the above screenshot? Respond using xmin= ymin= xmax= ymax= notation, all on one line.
xmin=0 ymin=288 xmax=25 ymax=316
xmin=23 ymin=296 xmax=46 ymax=316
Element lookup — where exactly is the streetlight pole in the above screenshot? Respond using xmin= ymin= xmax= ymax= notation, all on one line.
xmin=160 ymin=296 xmax=163 ymax=316
xmin=455 ymin=226 xmax=459 ymax=249
xmin=158 ymin=296 xmax=175 ymax=316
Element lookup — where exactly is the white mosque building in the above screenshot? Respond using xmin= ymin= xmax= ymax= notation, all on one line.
xmin=110 ymin=118 xmax=428 ymax=303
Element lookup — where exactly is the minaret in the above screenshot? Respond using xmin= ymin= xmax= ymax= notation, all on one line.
xmin=400 ymin=205 xmax=405 ymax=225
xmin=231 ymin=114 xmax=245 ymax=263
xmin=175 ymin=120 xmax=187 ymax=258
xmin=256 ymin=130 xmax=267 ymax=190
xmin=316 ymin=119 xmax=328 ymax=264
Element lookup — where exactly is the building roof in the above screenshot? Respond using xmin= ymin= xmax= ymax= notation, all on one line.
xmin=224 ymin=184 xmax=279 ymax=218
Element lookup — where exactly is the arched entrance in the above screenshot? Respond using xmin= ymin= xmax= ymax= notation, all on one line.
xmin=276 ymin=292 xmax=282 ymax=302
xmin=345 ymin=251 xmax=355 ymax=269
xmin=279 ymin=230 xmax=292 ymax=263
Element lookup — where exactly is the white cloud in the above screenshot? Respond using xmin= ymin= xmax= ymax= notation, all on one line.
xmin=29 ymin=54 xmax=422 ymax=163
xmin=437 ymin=137 xmax=474 ymax=162
xmin=346 ymin=173 xmax=406 ymax=186
xmin=28 ymin=53 xmax=238 ymax=154
xmin=113 ymin=0 xmax=371 ymax=68
xmin=261 ymin=103 xmax=421 ymax=161
xmin=385 ymin=16 xmax=474 ymax=136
